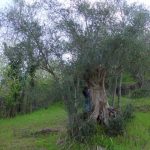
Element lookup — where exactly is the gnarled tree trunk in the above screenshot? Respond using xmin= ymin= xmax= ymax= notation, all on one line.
xmin=84 ymin=65 xmax=109 ymax=125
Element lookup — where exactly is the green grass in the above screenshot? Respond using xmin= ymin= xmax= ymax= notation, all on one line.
xmin=0 ymin=103 xmax=67 ymax=150
xmin=0 ymin=98 xmax=150 ymax=150
xmin=122 ymin=73 xmax=136 ymax=85
xmin=101 ymin=97 xmax=150 ymax=150
xmin=112 ymin=112 xmax=150 ymax=150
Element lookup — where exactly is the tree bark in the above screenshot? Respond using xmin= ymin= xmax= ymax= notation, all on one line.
xmin=118 ymin=72 xmax=122 ymax=108
xmin=112 ymin=76 xmax=118 ymax=107
xmin=85 ymin=66 xmax=109 ymax=125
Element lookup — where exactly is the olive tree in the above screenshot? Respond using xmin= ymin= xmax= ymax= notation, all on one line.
xmin=60 ymin=0 xmax=150 ymax=124
xmin=0 ymin=0 xmax=61 ymax=80
xmin=0 ymin=0 xmax=63 ymax=116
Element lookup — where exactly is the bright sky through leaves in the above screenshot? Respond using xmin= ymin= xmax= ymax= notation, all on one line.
xmin=0 ymin=0 xmax=150 ymax=9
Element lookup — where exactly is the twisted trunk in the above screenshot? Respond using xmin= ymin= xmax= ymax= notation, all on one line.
xmin=85 ymin=66 xmax=109 ymax=125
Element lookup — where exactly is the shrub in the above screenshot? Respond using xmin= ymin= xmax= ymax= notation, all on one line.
xmin=106 ymin=104 xmax=134 ymax=136
xmin=131 ymin=89 xmax=150 ymax=98
xmin=106 ymin=114 xmax=124 ymax=136
xmin=123 ymin=104 xmax=134 ymax=121
xmin=68 ymin=115 xmax=97 ymax=142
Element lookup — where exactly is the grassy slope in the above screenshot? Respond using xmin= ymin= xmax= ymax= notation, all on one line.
xmin=0 ymin=98 xmax=150 ymax=150
xmin=0 ymin=103 xmax=67 ymax=150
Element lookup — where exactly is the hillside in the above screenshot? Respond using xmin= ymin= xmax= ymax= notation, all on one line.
xmin=0 ymin=98 xmax=150 ymax=150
